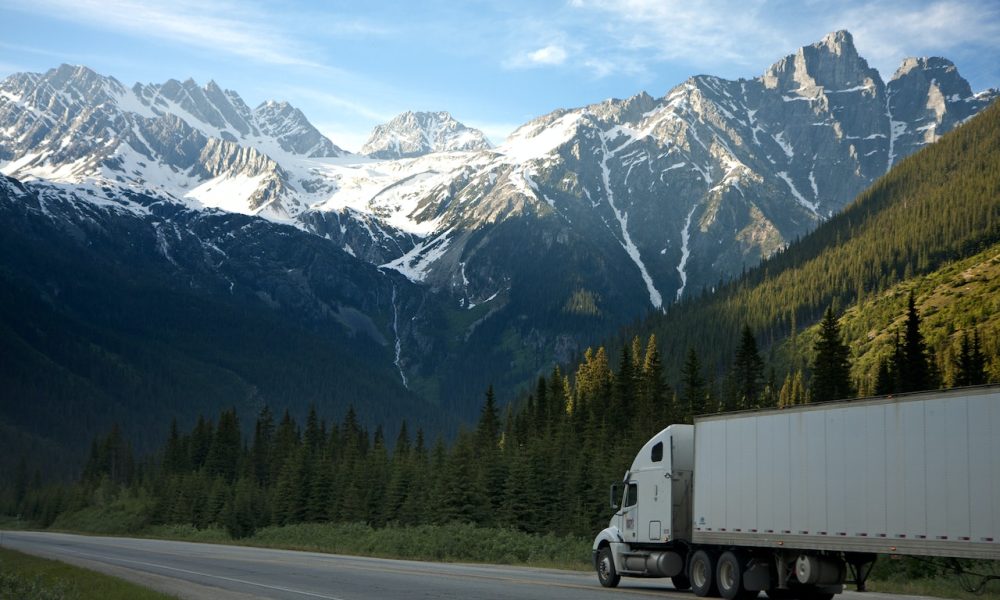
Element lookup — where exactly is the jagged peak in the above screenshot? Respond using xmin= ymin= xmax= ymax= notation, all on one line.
xmin=820 ymin=30 xmax=856 ymax=55
xmin=762 ymin=29 xmax=877 ymax=92
xmin=362 ymin=110 xmax=491 ymax=159
xmin=256 ymin=99 xmax=296 ymax=112
xmin=892 ymin=56 xmax=959 ymax=79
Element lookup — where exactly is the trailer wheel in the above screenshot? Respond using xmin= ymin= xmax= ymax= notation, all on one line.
xmin=672 ymin=574 xmax=691 ymax=591
xmin=690 ymin=550 xmax=719 ymax=597
xmin=596 ymin=546 xmax=620 ymax=588
xmin=717 ymin=551 xmax=756 ymax=599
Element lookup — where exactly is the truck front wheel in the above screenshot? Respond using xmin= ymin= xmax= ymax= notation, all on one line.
xmin=690 ymin=550 xmax=719 ymax=597
xmin=596 ymin=546 xmax=620 ymax=588
xmin=672 ymin=574 xmax=691 ymax=590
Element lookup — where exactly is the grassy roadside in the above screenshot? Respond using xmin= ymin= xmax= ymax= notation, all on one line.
xmin=0 ymin=546 xmax=177 ymax=600
xmin=117 ymin=522 xmax=593 ymax=571
xmin=866 ymin=557 xmax=1000 ymax=600
xmin=867 ymin=578 xmax=1000 ymax=600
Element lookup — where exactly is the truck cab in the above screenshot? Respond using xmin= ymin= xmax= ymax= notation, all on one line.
xmin=593 ymin=425 xmax=694 ymax=587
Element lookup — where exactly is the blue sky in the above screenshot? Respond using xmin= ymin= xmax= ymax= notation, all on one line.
xmin=2 ymin=0 xmax=998 ymax=151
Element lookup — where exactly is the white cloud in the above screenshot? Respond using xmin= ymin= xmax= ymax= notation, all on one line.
xmin=528 ymin=45 xmax=569 ymax=66
xmin=7 ymin=0 xmax=322 ymax=67
xmin=504 ymin=43 xmax=571 ymax=69
xmin=567 ymin=0 xmax=1000 ymax=81
xmin=836 ymin=1 xmax=1000 ymax=78
xmin=285 ymin=87 xmax=395 ymax=123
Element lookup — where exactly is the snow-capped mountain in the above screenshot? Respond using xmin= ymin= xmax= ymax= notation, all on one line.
xmin=361 ymin=111 xmax=492 ymax=159
xmin=0 ymin=31 xmax=996 ymax=420
xmin=0 ymin=64 xmax=345 ymax=219
xmin=328 ymin=30 xmax=997 ymax=310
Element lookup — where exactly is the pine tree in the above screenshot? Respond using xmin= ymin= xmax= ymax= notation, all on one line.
xmin=874 ymin=355 xmax=895 ymax=395
xmin=251 ymin=406 xmax=274 ymax=487
xmin=189 ymin=416 xmax=213 ymax=471
xmin=955 ymin=329 xmax=989 ymax=386
xmin=810 ymin=307 xmax=855 ymax=402
xmin=613 ymin=345 xmax=638 ymax=431
xmin=476 ymin=385 xmax=500 ymax=451
xmin=163 ymin=418 xmax=188 ymax=474
xmin=639 ymin=334 xmax=670 ymax=435
xmin=731 ymin=325 xmax=765 ymax=410
xmin=205 ymin=409 xmax=240 ymax=482
xmin=899 ymin=293 xmax=932 ymax=392
xmin=970 ymin=329 xmax=988 ymax=385
xmin=224 ymin=477 xmax=259 ymax=539
xmin=778 ymin=373 xmax=793 ymax=408
xmin=680 ymin=348 xmax=706 ymax=422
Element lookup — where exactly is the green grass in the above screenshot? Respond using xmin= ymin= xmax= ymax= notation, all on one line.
xmin=869 ymin=578 xmax=1000 ymax=600
xmin=0 ymin=547 xmax=177 ymax=600
xmin=144 ymin=522 xmax=593 ymax=570
xmin=866 ymin=556 xmax=1000 ymax=600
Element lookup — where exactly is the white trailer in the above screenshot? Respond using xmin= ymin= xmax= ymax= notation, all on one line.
xmin=593 ymin=385 xmax=1000 ymax=599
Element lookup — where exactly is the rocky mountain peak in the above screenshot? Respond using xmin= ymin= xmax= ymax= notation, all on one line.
xmin=361 ymin=110 xmax=492 ymax=159
xmin=762 ymin=29 xmax=879 ymax=94
xmin=820 ymin=29 xmax=855 ymax=56
xmin=885 ymin=56 xmax=994 ymax=154
xmin=891 ymin=57 xmax=973 ymax=100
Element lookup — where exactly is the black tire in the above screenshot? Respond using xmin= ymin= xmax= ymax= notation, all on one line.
xmin=596 ymin=546 xmax=620 ymax=588
xmin=672 ymin=574 xmax=691 ymax=591
xmin=690 ymin=550 xmax=719 ymax=597
xmin=717 ymin=551 xmax=756 ymax=600
xmin=764 ymin=589 xmax=796 ymax=600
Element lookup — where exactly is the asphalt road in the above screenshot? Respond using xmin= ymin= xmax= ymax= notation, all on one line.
xmin=0 ymin=531 xmax=927 ymax=600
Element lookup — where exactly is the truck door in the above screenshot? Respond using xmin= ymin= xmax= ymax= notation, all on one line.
xmin=622 ymin=482 xmax=638 ymax=542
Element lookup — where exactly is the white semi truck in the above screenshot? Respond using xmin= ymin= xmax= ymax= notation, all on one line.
xmin=593 ymin=385 xmax=1000 ymax=599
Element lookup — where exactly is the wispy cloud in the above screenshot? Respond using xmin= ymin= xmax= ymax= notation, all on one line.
xmin=566 ymin=0 xmax=1000 ymax=80
xmin=528 ymin=45 xmax=569 ymax=66
xmin=504 ymin=43 xmax=571 ymax=69
xmin=7 ymin=0 xmax=322 ymax=68
xmin=285 ymin=87 xmax=395 ymax=123
xmin=836 ymin=1 xmax=1000 ymax=77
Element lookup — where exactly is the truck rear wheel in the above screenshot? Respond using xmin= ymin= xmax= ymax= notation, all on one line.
xmin=596 ymin=546 xmax=620 ymax=588
xmin=717 ymin=551 xmax=756 ymax=599
xmin=690 ymin=550 xmax=719 ymax=597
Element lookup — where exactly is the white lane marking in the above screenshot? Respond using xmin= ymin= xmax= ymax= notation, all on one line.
xmin=53 ymin=546 xmax=347 ymax=600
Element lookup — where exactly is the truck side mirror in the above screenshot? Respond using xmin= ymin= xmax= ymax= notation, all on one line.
xmin=610 ymin=483 xmax=621 ymax=510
